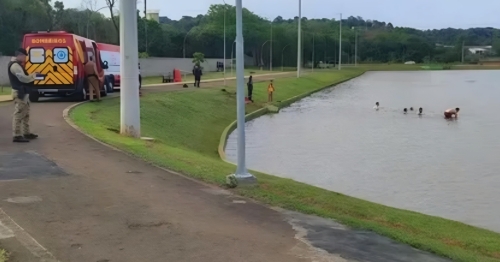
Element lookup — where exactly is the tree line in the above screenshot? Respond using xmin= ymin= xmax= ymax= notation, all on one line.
xmin=1 ymin=0 xmax=500 ymax=66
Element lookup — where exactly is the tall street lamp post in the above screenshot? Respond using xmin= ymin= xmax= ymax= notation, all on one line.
xmin=297 ymin=0 xmax=301 ymax=77
xmin=260 ymin=40 xmax=270 ymax=70
xmin=223 ymin=0 xmax=227 ymax=86
xmin=231 ymin=0 xmax=256 ymax=184
xmin=270 ymin=20 xmax=273 ymax=71
xmin=338 ymin=13 xmax=342 ymax=70
xmin=120 ymin=0 xmax=140 ymax=137
xmin=281 ymin=44 xmax=290 ymax=71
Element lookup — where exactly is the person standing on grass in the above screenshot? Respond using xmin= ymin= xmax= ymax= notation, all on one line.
xmin=8 ymin=48 xmax=39 ymax=143
xmin=267 ymin=80 xmax=275 ymax=102
xmin=193 ymin=65 xmax=202 ymax=88
xmin=84 ymin=56 xmax=104 ymax=102
xmin=247 ymin=75 xmax=254 ymax=102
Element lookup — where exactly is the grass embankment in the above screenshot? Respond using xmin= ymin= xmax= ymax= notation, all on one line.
xmin=70 ymin=66 xmax=500 ymax=262
xmin=0 ymin=86 xmax=11 ymax=96
xmin=142 ymin=68 xmax=295 ymax=85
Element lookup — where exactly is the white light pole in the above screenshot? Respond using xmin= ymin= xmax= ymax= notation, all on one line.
xmin=297 ymin=0 xmax=301 ymax=77
xmin=270 ymin=20 xmax=273 ymax=71
xmin=338 ymin=13 xmax=342 ymax=70
xmin=281 ymin=44 xmax=290 ymax=71
xmin=231 ymin=40 xmax=236 ymax=75
xmin=232 ymin=0 xmax=256 ymax=183
xmin=312 ymin=33 xmax=315 ymax=72
xmin=120 ymin=0 xmax=140 ymax=137
xmin=183 ymin=28 xmax=194 ymax=58
xmin=355 ymin=29 xmax=358 ymax=67
xmin=260 ymin=40 xmax=270 ymax=70
xmin=223 ymin=0 xmax=227 ymax=86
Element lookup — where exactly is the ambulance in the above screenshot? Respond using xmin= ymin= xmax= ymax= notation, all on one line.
xmin=97 ymin=42 xmax=142 ymax=92
xmin=22 ymin=31 xmax=109 ymax=102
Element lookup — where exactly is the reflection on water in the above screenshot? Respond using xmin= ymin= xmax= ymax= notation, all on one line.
xmin=226 ymin=70 xmax=500 ymax=232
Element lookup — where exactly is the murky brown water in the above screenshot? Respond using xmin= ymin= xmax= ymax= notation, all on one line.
xmin=226 ymin=70 xmax=500 ymax=232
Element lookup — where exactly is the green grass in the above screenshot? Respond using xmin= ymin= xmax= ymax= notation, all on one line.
xmin=70 ymin=65 xmax=500 ymax=262
xmin=0 ymin=86 xmax=11 ymax=96
xmin=0 ymin=248 xmax=8 ymax=262
xmin=142 ymin=68 xmax=295 ymax=85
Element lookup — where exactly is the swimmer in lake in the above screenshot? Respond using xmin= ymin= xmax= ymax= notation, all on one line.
xmin=444 ymin=108 xmax=460 ymax=118
xmin=418 ymin=107 xmax=423 ymax=115
xmin=374 ymin=102 xmax=380 ymax=110
xmin=403 ymin=108 xmax=408 ymax=114
xmin=410 ymin=107 xmax=414 ymax=111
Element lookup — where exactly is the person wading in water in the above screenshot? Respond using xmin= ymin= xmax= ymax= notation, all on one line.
xmin=444 ymin=108 xmax=460 ymax=119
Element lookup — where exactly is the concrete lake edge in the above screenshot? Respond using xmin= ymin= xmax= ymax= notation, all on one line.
xmin=68 ymin=69 xmax=500 ymax=262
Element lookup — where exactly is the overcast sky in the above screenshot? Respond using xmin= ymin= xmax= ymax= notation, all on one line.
xmin=64 ymin=0 xmax=499 ymax=30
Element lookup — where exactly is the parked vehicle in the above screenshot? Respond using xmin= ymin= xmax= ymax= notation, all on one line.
xmin=22 ymin=31 xmax=109 ymax=102
xmin=97 ymin=42 xmax=142 ymax=92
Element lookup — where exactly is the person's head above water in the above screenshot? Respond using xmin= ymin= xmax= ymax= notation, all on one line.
xmin=404 ymin=108 xmax=407 ymax=112
xmin=456 ymin=107 xmax=460 ymax=112
xmin=376 ymin=102 xmax=379 ymax=106
xmin=419 ymin=107 xmax=423 ymax=113
xmin=410 ymin=107 xmax=414 ymax=111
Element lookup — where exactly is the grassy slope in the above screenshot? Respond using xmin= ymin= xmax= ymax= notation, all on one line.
xmin=0 ymin=87 xmax=11 ymax=96
xmin=71 ymin=66 xmax=500 ymax=262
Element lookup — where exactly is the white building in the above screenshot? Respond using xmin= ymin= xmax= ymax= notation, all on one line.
xmin=146 ymin=10 xmax=160 ymax=23
xmin=467 ymin=46 xmax=492 ymax=55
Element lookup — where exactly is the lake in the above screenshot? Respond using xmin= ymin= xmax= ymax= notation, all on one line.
xmin=225 ymin=70 xmax=500 ymax=232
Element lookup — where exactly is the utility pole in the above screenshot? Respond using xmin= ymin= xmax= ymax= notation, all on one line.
xmin=338 ymin=13 xmax=342 ymax=70
xmin=297 ymin=0 xmax=301 ymax=77
xmin=312 ymin=34 xmax=314 ymax=72
xmin=144 ymin=0 xmax=148 ymax=53
xmin=355 ymin=29 xmax=358 ymax=66
xmin=120 ymin=0 xmax=140 ymax=137
xmin=223 ymin=0 xmax=226 ymax=86
xmin=461 ymin=41 xmax=465 ymax=64
xmin=232 ymin=0 xmax=256 ymax=183
xmin=270 ymin=21 xmax=273 ymax=71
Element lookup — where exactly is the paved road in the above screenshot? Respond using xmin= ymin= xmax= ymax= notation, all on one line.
xmin=0 ymin=76 xmax=451 ymax=262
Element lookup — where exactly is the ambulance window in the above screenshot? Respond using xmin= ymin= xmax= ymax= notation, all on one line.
xmin=53 ymin=47 xmax=69 ymax=63
xmin=87 ymin=51 xmax=94 ymax=62
xmin=29 ymin=48 xmax=45 ymax=64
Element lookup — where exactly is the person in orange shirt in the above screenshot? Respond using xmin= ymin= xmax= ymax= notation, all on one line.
xmin=267 ymin=80 xmax=275 ymax=102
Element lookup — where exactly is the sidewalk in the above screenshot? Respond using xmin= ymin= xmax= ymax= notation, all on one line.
xmin=0 ymin=95 xmax=11 ymax=102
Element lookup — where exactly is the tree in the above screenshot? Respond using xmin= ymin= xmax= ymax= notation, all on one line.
xmin=192 ymin=52 xmax=205 ymax=66
xmin=0 ymin=1 xmax=498 ymax=63
xmin=104 ymin=0 xmax=119 ymax=43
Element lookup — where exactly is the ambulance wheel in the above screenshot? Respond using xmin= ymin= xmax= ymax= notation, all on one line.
xmin=29 ymin=91 xmax=40 ymax=102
